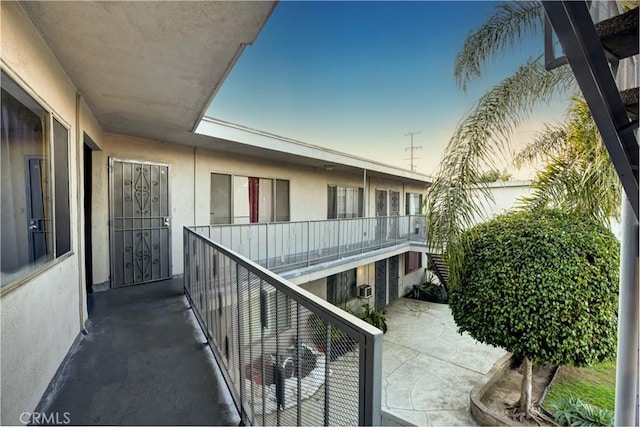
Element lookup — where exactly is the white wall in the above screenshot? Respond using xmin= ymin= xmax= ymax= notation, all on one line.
xmin=0 ymin=2 xmax=100 ymax=423
xmin=468 ymin=180 xmax=622 ymax=238
xmin=469 ymin=180 xmax=533 ymax=225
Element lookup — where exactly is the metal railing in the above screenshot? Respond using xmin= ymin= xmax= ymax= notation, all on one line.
xmin=184 ymin=227 xmax=383 ymax=426
xmin=190 ymin=215 xmax=427 ymax=273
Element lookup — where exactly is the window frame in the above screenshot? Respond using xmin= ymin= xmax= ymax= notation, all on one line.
xmin=405 ymin=192 xmax=423 ymax=215
xmin=404 ymin=252 xmax=422 ymax=275
xmin=1 ymin=70 xmax=73 ymax=294
xmin=327 ymin=268 xmax=357 ymax=306
xmin=327 ymin=185 xmax=364 ymax=219
xmin=210 ymin=172 xmax=290 ymax=224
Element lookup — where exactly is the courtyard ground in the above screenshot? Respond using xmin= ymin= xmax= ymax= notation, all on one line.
xmin=382 ymin=298 xmax=507 ymax=426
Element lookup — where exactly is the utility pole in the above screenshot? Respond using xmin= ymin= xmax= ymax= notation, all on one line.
xmin=404 ymin=131 xmax=422 ymax=171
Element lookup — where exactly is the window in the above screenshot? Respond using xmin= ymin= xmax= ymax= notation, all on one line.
xmin=327 ymin=269 xmax=357 ymax=306
xmin=210 ymin=173 xmax=231 ymax=224
xmin=1 ymin=72 xmax=71 ymax=287
xmin=210 ymin=173 xmax=289 ymax=224
xmin=406 ymin=193 xmax=423 ymax=215
xmin=405 ymin=252 xmax=422 ymax=274
xmin=260 ymin=290 xmax=291 ymax=332
xmin=327 ymin=185 xmax=363 ymax=219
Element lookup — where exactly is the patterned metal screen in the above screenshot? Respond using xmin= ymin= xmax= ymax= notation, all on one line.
xmin=110 ymin=159 xmax=171 ymax=287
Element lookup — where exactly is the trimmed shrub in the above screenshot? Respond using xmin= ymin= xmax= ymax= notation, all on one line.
xmin=449 ymin=209 xmax=619 ymax=366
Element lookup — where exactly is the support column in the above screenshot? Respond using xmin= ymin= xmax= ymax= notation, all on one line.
xmin=614 ymin=193 xmax=639 ymax=427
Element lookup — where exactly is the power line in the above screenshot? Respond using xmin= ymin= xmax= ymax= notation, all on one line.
xmin=404 ymin=131 xmax=422 ymax=171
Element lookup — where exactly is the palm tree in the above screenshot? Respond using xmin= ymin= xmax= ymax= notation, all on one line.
xmin=426 ymin=1 xmax=576 ymax=285
xmin=514 ymin=97 xmax=621 ymax=225
xmin=425 ymin=1 xmax=624 ymax=419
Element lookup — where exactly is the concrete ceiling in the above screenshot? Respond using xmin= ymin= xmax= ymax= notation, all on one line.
xmin=21 ymin=1 xmax=276 ymax=140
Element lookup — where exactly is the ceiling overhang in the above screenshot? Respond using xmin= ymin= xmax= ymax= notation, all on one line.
xmin=20 ymin=1 xmax=276 ymax=142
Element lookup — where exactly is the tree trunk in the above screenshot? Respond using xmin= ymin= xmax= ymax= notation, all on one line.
xmin=519 ymin=356 xmax=533 ymax=418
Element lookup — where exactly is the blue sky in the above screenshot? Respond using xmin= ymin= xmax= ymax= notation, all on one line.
xmin=206 ymin=1 xmax=569 ymax=177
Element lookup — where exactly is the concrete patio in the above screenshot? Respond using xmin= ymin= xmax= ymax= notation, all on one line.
xmin=382 ymin=298 xmax=507 ymax=426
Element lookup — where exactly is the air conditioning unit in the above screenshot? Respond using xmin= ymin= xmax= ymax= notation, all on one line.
xmin=357 ymin=285 xmax=372 ymax=299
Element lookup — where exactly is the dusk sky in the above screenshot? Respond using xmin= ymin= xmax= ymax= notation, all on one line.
xmin=206 ymin=1 xmax=570 ymax=178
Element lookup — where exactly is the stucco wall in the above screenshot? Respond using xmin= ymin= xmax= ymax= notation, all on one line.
xmin=87 ymin=142 xmax=429 ymax=285
xmin=298 ymin=253 xmax=426 ymax=310
xmin=0 ymin=2 xmax=87 ymax=423
xmin=469 ymin=180 xmax=534 ymax=225
xmin=91 ymin=134 xmax=195 ymax=285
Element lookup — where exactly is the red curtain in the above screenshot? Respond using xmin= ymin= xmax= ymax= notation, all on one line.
xmin=249 ymin=177 xmax=259 ymax=223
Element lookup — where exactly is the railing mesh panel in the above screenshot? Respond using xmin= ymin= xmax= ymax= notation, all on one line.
xmin=184 ymin=227 xmax=378 ymax=426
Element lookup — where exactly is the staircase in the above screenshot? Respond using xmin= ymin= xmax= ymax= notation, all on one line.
xmin=543 ymin=2 xmax=639 ymax=219
xmin=427 ymin=253 xmax=449 ymax=288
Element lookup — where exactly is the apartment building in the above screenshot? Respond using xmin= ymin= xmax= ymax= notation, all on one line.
xmin=1 ymin=2 xmax=431 ymax=424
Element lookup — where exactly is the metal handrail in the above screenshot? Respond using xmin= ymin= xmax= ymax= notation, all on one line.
xmin=190 ymin=215 xmax=427 ymax=272
xmin=184 ymin=226 xmax=383 ymax=426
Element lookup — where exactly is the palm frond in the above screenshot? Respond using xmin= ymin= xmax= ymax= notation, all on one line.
xmin=454 ymin=58 xmax=575 ymax=156
xmin=517 ymin=97 xmax=621 ymax=223
xmin=454 ymin=1 xmax=544 ymax=91
xmin=513 ymin=124 xmax=567 ymax=167
xmin=427 ymin=58 xmax=575 ymax=286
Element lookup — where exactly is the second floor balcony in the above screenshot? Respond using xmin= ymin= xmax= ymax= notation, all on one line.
xmin=189 ymin=215 xmax=429 ymax=282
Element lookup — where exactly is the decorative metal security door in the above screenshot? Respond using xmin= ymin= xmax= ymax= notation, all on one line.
xmin=375 ymin=259 xmax=387 ymax=309
xmin=388 ymin=256 xmax=399 ymax=303
xmin=109 ymin=158 xmax=171 ymax=288
xmin=390 ymin=191 xmax=400 ymax=239
xmin=375 ymin=190 xmax=388 ymax=244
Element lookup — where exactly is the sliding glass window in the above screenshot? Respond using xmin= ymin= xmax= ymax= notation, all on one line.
xmin=1 ymin=71 xmax=71 ymax=287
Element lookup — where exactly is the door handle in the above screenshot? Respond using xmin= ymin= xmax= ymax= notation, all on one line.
xmin=29 ymin=220 xmax=37 ymax=230
xmin=163 ymin=217 xmax=170 ymax=227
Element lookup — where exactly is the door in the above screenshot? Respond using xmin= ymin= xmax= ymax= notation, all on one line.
xmin=389 ymin=256 xmax=399 ymax=303
xmin=390 ymin=191 xmax=400 ymax=239
xmin=375 ymin=189 xmax=387 ymax=243
xmin=109 ymin=158 xmax=171 ymax=287
xmin=375 ymin=259 xmax=387 ymax=309
xmin=83 ymin=142 xmax=94 ymax=295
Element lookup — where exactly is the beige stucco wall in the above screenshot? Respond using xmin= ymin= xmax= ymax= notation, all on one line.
xmin=92 ymin=141 xmax=431 ymax=285
xmin=300 ymin=278 xmax=327 ymax=300
xmin=298 ymin=252 xmax=427 ymax=310
xmin=91 ymin=133 xmax=195 ymax=285
xmin=0 ymin=2 xmax=91 ymax=423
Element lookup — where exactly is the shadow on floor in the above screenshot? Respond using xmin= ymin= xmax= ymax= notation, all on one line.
xmin=35 ymin=278 xmax=239 ymax=426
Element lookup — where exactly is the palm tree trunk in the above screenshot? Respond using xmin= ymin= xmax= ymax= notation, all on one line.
xmin=519 ymin=356 xmax=533 ymax=417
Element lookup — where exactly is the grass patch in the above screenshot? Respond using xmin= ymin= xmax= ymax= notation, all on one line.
xmin=542 ymin=360 xmax=616 ymax=412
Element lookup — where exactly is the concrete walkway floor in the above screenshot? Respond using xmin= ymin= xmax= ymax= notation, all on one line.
xmin=382 ymin=298 xmax=507 ymax=426
xmin=36 ymin=278 xmax=239 ymax=426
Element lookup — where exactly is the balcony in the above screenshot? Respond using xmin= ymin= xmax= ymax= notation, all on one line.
xmin=183 ymin=220 xmax=389 ymax=425
xmin=37 ymin=217 xmax=423 ymax=426
xmin=190 ymin=215 xmax=428 ymax=283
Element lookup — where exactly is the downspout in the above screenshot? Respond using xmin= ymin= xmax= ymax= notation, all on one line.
xmin=75 ymin=93 xmax=88 ymax=332
xmin=193 ymin=147 xmax=197 ymax=225
xmin=363 ymin=169 xmax=367 ymax=217
xmin=614 ymin=194 xmax=639 ymax=427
